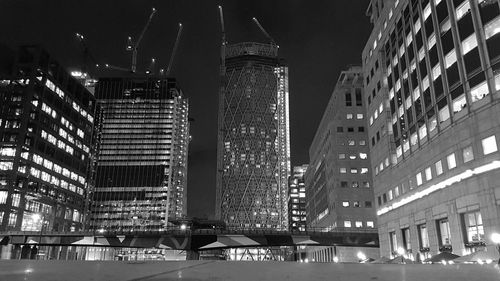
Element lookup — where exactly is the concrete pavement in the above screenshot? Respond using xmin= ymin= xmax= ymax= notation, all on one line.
xmin=0 ymin=260 xmax=499 ymax=281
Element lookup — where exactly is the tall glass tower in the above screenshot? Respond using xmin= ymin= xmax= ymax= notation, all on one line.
xmin=90 ymin=78 xmax=189 ymax=231
xmin=216 ymin=42 xmax=290 ymax=230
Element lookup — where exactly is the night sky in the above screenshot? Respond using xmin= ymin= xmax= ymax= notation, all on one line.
xmin=0 ymin=0 xmax=371 ymax=219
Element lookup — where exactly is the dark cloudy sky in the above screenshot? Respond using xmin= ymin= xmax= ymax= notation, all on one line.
xmin=0 ymin=0 xmax=371 ymax=219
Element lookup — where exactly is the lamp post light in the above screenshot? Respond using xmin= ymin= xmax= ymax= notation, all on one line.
xmin=357 ymin=251 xmax=367 ymax=263
xmin=491 ymin=232 xmax=500 ymax=265
xmin=397 ymin=247 xmax=406 ymax=264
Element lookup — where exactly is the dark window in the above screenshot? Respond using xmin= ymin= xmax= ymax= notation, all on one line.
xmin=378 ymin=196 xmax=382 ymax=206
xmin=347 ymin=127 xmax=354 ymax=132
xmin=337 ymin=126 xmax=343 ymax=132
xmin=355 ymin=88 xmax=363 ymax=106
xmin=376 ymin=131 xmax=380 ymax=141
xmin=365 ymin=201 xmax=372 ymax=208
xmin=372 ymin=137 xmax=376 ymax=146
xmin=358 ymin=126 xmax=365 ymax=132
xmin=341 ymin=181 xmax=348 ymax=188
xmin=478 ymin=1 xmax=500 ymax=25
xmin=345 ymin=92 xmax=352 ymax=106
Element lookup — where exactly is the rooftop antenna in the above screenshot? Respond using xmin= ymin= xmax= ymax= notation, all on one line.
xmin=126 ymin=7 xmax=157 ymax=73
xmin=252 ymin=17 xmax=276 ymax=46
xmin=165 ymin=23 xmax=183 ymax=77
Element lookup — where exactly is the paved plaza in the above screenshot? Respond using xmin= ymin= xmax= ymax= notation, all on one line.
xmin=0 ymin=260 xmax=499 ymax=281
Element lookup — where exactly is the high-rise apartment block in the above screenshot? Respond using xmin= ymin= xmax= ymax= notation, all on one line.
xmin=363 ymin=0 xmax=500 ymax=258
xmin=90 ymin=77 xmax=189 ymax=231
xmin=0 ymin=46 xmax=97 ymax=233
xmin=305 ymin=66 xmax=376 ymax=232
xmin=216 ymin=42 xmax=290 ymax=230
xmin=288 ymin=165 xmax=308 ymax=231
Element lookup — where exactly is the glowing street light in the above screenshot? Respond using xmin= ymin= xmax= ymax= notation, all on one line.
xmin=333 ymin=256 xmax=339 ymax=263
xmin=491 ymin=232 xmax=500 ymax=265
xmin=357 ymin=251 xmax=367 ymax=263
xmin=397 ymin=247 xmax=406 ymax=264
xmin=180 ymin=224 xmax=187 ymax=230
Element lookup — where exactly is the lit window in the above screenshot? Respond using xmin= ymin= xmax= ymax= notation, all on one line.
xmin=359 ymin=140 xmax=366 ymax=146
xmin=455 ymin=1 xmax=470 ymax=21
xmin=346 ymin=114 xmax=353 ymax=120
xmin=348 ymin=140 xmax=355 ymax=146
xmin=485 ymin=16 xmax=500 ymax=39
xmin=350 ymin=168 xmax=358 ymax=174
xmin=388 ymin=190 xmax=393 ymax=200
xmin=463 ymin=211 xmax=484 ymax=243
xmin=470 ymin=81 xmax=489 ymax=103
xmin=482 ymin=135 xmax=498 ymax=155
xmin=435 ymin=160 xmax=443 ymax=175
xmin=452 ymin=94 xmax=466 ymax=113
xmin=462 ymin=34 xmax=477 ymax=55
xmin=419 ymin=124 xmax=427 ymax=140
xmin=425 ymin=167 xmax=432 ymax=181
xmin=423 ymin=3 xmax=431 ymax=20
xmin=361 ymin=168 xmax=369 ymax=174
xmin=344 ymin=221 xmax=352 ymax=228
xmin=445 ymin=50 xmax=457 ymax=68
xmin=355 ymin=221 xmax=363 ymax=228
xmin=427 ymin=33 xmax=436 ymax=49
xmin=367 ymin=221 xmax=374 ymax=228
xmin=447 ymin=153 xmax=457 ymax=169
xmin=463 ymin=146 xmax=474 ymax=163
xmin=357 ymin=113 xmax=364 ymax=120
xmin=342 ymin=201 xmax=350 ymax=207
xmin=340 ymin=168 xmax=347 ymax=174
xmin=432 ymin=64 xmax=441 ymax=80
xmin=349 ymin=155 xmax=356 ymax=160
xmin=339 ymin=153 xmax=346 ymax=159
xmin=416 ymin=172 xmax=423 ymax=186
xmin=359 ymin=153 xmax=367 ymax=159
xmin=439 ymin=106 xmax=450 ymax=122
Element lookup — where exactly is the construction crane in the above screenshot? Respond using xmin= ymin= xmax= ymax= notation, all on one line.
xmin=252 ymin=17 xmax=277 ymax=46
xmin=218 ymin=6 xmax=227 ymax=70
xmin=127 ymin=7 xmax=157 ymax=73
xmin=164 ymin=23 xmax=183 ymax=77
xmin=75 ymin=33 xmax=100 ymax=77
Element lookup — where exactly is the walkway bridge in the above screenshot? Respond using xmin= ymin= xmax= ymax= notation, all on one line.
xmin=1 ymin=228 xmax=378 ymax=251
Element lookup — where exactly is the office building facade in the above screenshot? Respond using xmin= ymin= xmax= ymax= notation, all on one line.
xmin=90 ymin=78 xmax=189 ymax=231
xmin=216 ymin=42 xmax=290 ymax=230
xmin=303 ymin=66 xmax=378 ymax=262
xmin=305 ymin=66 xmax=376 ymax=232
xmin=0 ymin=45 xmax=97 ymax=233
xmin=363 ymin=0 xmax=500 ymax=258
xmin=288 ymin=165 xmax=308 ymax=231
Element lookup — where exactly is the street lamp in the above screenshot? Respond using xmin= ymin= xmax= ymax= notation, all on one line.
xmin=397 ymin=247 xmax=406 ymax=264
xmin=357 ymin=251 xmax=367 ymax=263
xmin=491 ymin=232 xmax=500 ymax=265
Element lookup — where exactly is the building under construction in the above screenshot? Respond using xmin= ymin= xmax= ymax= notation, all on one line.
xmin=215 ymin=9 xmax=291 ymax=231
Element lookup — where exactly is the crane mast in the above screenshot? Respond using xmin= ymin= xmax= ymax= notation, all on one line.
xmin=252 ymin=17 xmax=276 ymax=46
xmin=218 ymin=6 xmax=227 ymax=70
xmin=127 ymin=7 xmax=157 ymax=73
xmin=165 ymin=23 xmax=183 ymax=77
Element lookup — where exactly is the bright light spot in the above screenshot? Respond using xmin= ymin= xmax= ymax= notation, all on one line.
xmin=180 ymin=224 xmax=187 ymax=230
xmin=397 ymin=247 xmax=405 ymax=256
xmin=98 ymin=228 xmax=105 ymax=233
xmin=31 ymin=213 xmax=41 ymax=222
xmin=491 ymin=233 xmax=500 ymax=244
xmin=304 ymin=258 xmax=309 ymax=263
xmin=485 ymin=259 xmax=493 ymax=264
xmin=441 ymin=260 xmax=447 ymax=265
xmin=357 ymin=251 xmax=367 ymax=261
xmin=25 ymin=268 xmax=33 ymax=273
xmin=477 ymin=259 xmax=484 ymax=265
xmin=448 ymin=260 xmax=454 ymax=265
xmin=333 ymin=256 xmax=339 ymax=263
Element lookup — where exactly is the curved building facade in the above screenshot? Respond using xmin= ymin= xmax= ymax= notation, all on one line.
xmin=216 ymin=42 xmax=290 ymax=230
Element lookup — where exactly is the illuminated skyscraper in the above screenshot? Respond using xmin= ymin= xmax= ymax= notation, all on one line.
xmin=216 ymin=42 xmax=290 ymax=230
xmin=90 ymin=77 xmax=189 ymax=231
xmin=0 ymin=46 xmax=97 ymax=233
